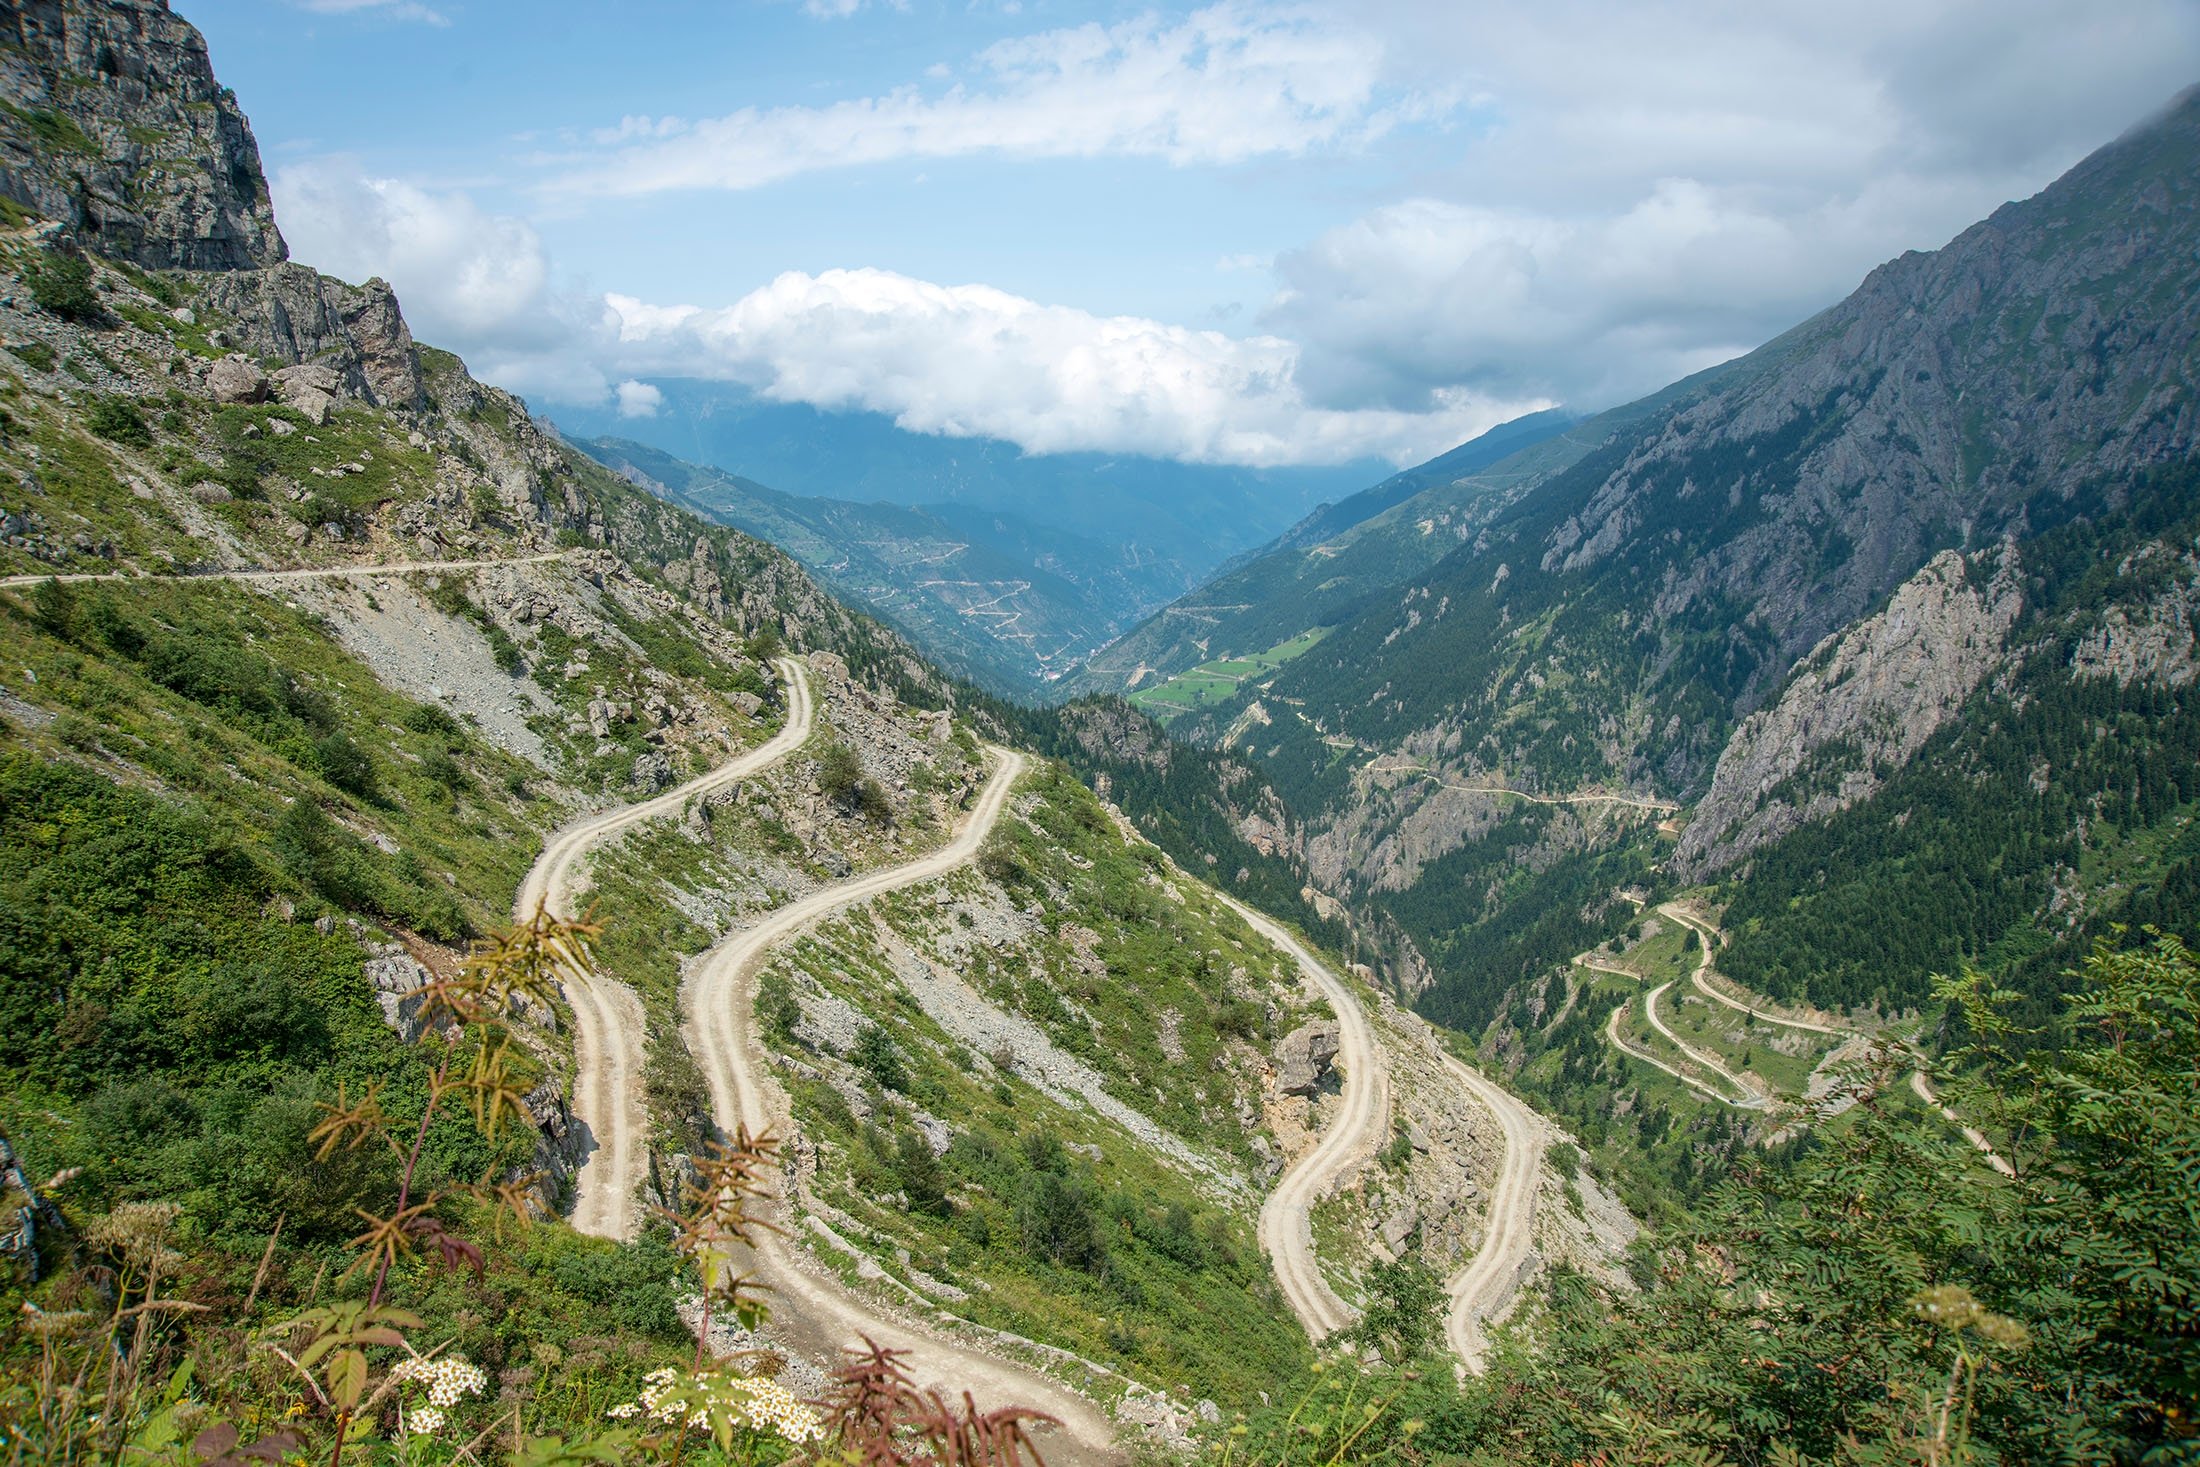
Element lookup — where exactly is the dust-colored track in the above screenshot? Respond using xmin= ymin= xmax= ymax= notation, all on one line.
xmin=0 ymin=550 xmax=574 ymax=589
xmin=1656 ymin=905 xmax=1844 ymax=1036
xmin=1221 ymin=893 xmax=1544 ymax=1378
xmin=1362 ymin=758 xmax=1680 ymax=814
xmin=685 ymin=748 xmax=1121 ymax=1461
xmin=514 ymin=658 xmax=815 ymax=1241
xmin=1227 ymin=896 xmax=1390 ymax=1343
xmin=1650 ymin=905 xmax=2013 ymax=1172
xmin=1436 ymin=1050 xmax=1544 ymax=1373
xmin=1640 ymin=981 xmax=1764 ymax=1106
xmin=1600 ymin=992 xmax=1741 ymax=1105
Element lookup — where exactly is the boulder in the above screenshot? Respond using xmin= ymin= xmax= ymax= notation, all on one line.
xmin=1275 ymin=1019 xmax=1342 ymax=1096
xmin=206 ymin=354 xmax=267 ymax=404
xmin=273 ymin=362 xmax=341 ymax=399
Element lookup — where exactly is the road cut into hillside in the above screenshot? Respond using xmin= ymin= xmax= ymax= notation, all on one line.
xmin=1227 ymin=894 xmax=1392 ymax=1343
xmin=516 ymin=657 xmax=814 ymax=1240
xmin=685 ymin=748 xmax=1126 ymax=1464
xmin=1225 ymin=894 xmax=1549 ymax=1379
xmin=1435 ymin=1048 xmax=1545 ymax=1373
xmin=1656 ymin=905 xmax=2014 ymax=1175
xmin=0 ymin=549 xmax=576 ymax=589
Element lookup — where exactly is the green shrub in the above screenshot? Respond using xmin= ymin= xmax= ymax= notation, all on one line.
xmin=86 ymin=393 xmax=150 ymax=447
xmin=308 ymin=728 xmax=379 ymax=801
xmin=25 ymin=249 xmax=98 ymax=321
xmin=402 ymin=703 xmax=462 ymax=739
xmin=852 ymin=1024 xmax=906 ymax=1092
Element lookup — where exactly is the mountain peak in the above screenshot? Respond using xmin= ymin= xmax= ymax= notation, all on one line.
xmin=0 ymin=0 xmax=285 ymax=270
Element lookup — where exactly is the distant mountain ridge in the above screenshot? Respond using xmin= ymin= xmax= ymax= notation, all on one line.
xmin=1149 ymin=84 xmax=2200 ymax=1032
xmin=575 ymin=434 xmax=1185 ymax=692
xmin=546 ymin=380 xmax=1381 ymax=685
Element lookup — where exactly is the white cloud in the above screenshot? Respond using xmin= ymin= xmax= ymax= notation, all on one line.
xmin=1267 ymin=183 xmax=1881 ymax=407
xmin=543 ymin=3 xmax=1421 ymax=197
xmin=614 ymin=380 xmax=664 ymax=418
xmin=290 ymin=0 xmax=449 ymax=26
xmin=589 ymin=115 xmax=687 ymax=146
xmin=271 ymin=159 xmax=611 ymax=402
xmin=598 ymin=268 xmax=1536 ymax=466
xmin=1263 ymin=0 xmax=2200 ymax=407
xmin=270 ymin=154 xmax=1536 ymax=466
xmin=802 ymin=0 xmax=908 ymax=16
xmin=268 ymin=0 xmax=2200 ymax=470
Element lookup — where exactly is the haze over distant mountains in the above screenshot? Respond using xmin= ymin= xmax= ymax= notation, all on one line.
xmin=550 ymin=379 xmax=1383 ymax=688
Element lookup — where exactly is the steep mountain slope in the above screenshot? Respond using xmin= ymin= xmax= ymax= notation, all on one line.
xmin=579 ymin=434 xmax=1178 ymax=692
xmin=1070 ymin=400 xmax=1677 ymax=696
xmin=1172 ymin=86 xmax=2200 ymax=1035
xmin=0 ymin=6 xmax=1609 ymax=1454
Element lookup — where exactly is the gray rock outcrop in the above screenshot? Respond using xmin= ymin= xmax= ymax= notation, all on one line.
xmin=1677 ymin=544 xmax=2025 ymax=876
xmin=202 ymin=266 xmax=427 ymax=411
xmin=2069 ymin=541 xmax=2200 ymax=689
xmin=0 ymin=0 xmax=286 ymax=271
xmin=1274 ymin=1019 xmax=1340 ymax=1096
xmin=205 ymin=354 xmax=266 ymax=404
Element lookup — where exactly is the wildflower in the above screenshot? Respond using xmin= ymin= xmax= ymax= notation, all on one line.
xmin=392 ymin=1354 xmax=488 ymax=1438
xmin=608 ymin=1365 xmax=826 ymax=1444
xmin=392 ymin=1355 xmax=489 ymax=1407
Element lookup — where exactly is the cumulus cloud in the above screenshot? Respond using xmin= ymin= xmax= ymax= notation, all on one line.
xmin=543 ymin=3 xmax=1420 ymax=197
xmin=272 ymin=159 xmax=1528 ymax=465
xmin=272 ymin=159 xmax=613 ymax=401
xmin=1268 ymin=182 xmax=1896 ymax=408
xmin=268 ymin=0 xmax=2200 ymax=468
xmin=599 ymin=268 xmax=1534 ymax=465
xmin=614 ymin=380 xmax=664 ymax=418
xmin=1273 ymin=0 xmax=2200 ymax=405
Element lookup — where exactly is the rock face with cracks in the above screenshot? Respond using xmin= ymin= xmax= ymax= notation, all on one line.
xmin=1274 ymin=1019 xmax=1342 ymax=1096
xmin=0 ymin=0 xmax=286 ymax=271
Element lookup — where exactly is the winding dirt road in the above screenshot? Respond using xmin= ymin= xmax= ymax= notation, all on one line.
xmin=1657 ymin=905 xmax=1844 ymax=1037
xmin=685 ymin=748 xmax=1122 ymax=1459
xmin=1435 ymin=1049 xmax=1544 ymax=1373
xmin=1641 ymin=981 xmax=1765 ymax=1107
xmin=515 ymin=658 xmax=815 ymax=1241
xmin=1654 ymin=905 xmax=2013 ymax=1173
xmin=1222 ymin=892 xmax=1546 ymax=1379
xmin=1362 ymin=758 xmax=1680 ymax=814
xmin=0 ymin=550 xmax=574 ymax=590
xmin=1599 ymin=990 xmax=1740 ymax=1105
xmin=1226 ymin=895 xmax=1391 ymax=1343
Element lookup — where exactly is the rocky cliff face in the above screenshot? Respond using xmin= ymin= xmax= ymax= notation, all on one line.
xmin=2 ymin=0 xmax=428 ymax=411
xmin=2068 ymin=538 xmax=2200 ymax=690
xmin=1544 ymin=86 xmax=2199 ymax=690
xmin=0 ymin=0 xmax=283 ymax=270
xmin=1675 ymin=544 xmax=2026 ymax=876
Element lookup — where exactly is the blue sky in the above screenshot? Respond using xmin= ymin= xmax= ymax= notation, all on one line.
xmin=181 ymin=0 xmax=2200 ymax=467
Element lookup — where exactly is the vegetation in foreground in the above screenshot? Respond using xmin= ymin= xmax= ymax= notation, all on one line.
xmin=6 ymin=883 xmax=2192 ymax=1466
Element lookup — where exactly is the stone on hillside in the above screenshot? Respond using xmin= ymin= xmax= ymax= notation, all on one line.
xmin=273 ymin=363 xmax=340 ymax=424
xmin=272 ymin=362 xmax=339 ymax=399
xmin=631 ymin=750 xmax=672 ymax=793
xmin=206 ymin=354 xmax=267 ymax=403
xmin=1275 ymin=1020 xmax=1341 ymax=1096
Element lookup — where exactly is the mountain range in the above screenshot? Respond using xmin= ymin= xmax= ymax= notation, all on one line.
xmin=1 ymin=3 xmax=2195 ymax=1460
xmin=547 ymin=380 xmax=1379 ymax=688
xmin=1118 ymin=84 xmax=2200 ymax=1044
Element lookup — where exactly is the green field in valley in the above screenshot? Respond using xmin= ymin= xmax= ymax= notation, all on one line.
xmin=1127 ymin=627 xmax=1330 ymax=721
